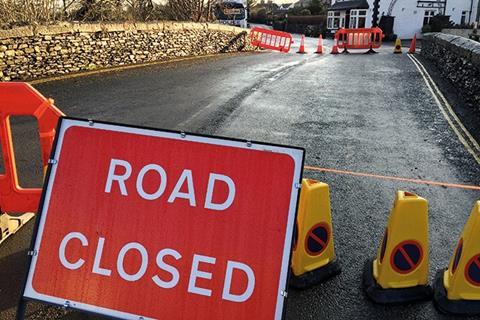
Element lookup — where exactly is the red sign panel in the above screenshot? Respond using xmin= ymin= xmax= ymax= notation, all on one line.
xmin=23 ymin=118 xmax=304 ymax=320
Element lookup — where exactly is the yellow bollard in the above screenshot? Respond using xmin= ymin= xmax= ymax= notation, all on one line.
xmin=290 ymin=179 xmax=341 ymax=289
xmin=433 ymin=201 xmax=480 ymax=315
xmin=393 ymin=37 xmax=403 ymax=54
xmin=363 ymin=191 xmax=432 ymax=303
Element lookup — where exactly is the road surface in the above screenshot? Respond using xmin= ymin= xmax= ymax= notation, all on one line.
xmin=1 ymin=34 xmax=480 ymax=320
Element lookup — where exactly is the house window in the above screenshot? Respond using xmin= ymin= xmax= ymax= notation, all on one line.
xmin=328 ymin=11 xmax=343 ymax=29
xmin=349 ymin=9 xmax=367 ymax=28
xmin=423 ymin=10 xmax=435 ymax=25
xmin=461 ymin=10 xmax=468 ymax=25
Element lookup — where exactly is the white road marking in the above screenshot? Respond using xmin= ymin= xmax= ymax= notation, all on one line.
xmin=408 ymin=53 xmax=480 ymax=165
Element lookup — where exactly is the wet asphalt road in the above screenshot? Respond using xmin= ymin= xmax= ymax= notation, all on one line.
xmin=1 ymin=35 xmax=480 ymax=320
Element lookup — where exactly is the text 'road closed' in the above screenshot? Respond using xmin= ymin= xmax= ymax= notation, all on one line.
xmin=58 ymin=232 xmax=255 ymax=303
xmin=24 ymin=120 xmax=303 ymax=320
xmin=105 ymin=158 xmax=236 ymax=211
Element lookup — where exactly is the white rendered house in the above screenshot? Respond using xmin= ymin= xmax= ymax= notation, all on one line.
xmin=327 ymin=0 xmax=480 ymax=38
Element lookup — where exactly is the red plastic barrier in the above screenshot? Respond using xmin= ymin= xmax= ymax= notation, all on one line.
xmin=249 ymin=27 xmax=293 ymax=53
xmin=0 ymin=83 xmax=64 ymax=213
xmin=335 ymin=27 xmax=384 ymax=52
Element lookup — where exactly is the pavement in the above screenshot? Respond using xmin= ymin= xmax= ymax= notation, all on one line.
xmin=1 ymin=33 xmax=480 ymax=320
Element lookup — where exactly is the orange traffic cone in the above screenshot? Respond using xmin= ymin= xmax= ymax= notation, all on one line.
xmin=330 ymin=38 xmax=339 ymax=55
xmin=408 ymin=33 xmax=417 ymax=54
xmin=315 ymin=34 xmax=324 ymax=54
xmin=297 ymin=35 xmax=307 ymax=54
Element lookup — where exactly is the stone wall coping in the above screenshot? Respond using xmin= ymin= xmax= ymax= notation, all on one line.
xmin=441 ymin=28 xmax=475 ymax=38
xmin=424 ymin=32 xmax=480 ymax=63
xmin=0 ymin=21 xmax=245 ymax=40
xmin=422 ymin=31 xmax=480 ymax=110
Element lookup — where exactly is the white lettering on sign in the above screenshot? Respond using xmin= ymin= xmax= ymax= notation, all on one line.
xmin=58 ymin=232 xmax=88 ymax=270
xmin=104 ymin=159 xmax=236 ymax=211
xmin=136 ymin=164 xmax=167 ymax=200
xmin=204 ymin=174 xmax=236 ymax=211
xmin=222 ymin=261 xmax=255 ymax=302
xmin=167 ymin=169 xmax=196 ymax=206
xmin=117 ymin=242 xmax=149 ymax=282
xmin=188 ymin=254 xmax=216 ymax=297
xmin=92 ymin=237 xmax=112 ymax=276
xmin=104 ymin=159 xmax=132 ymax=196
xmin=58 ymin=232 xmax=255 ymax=302
xmin=152 ymin=248 xmax=182 ymax=289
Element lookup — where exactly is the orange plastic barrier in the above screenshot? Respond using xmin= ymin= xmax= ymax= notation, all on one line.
xmin=249 ymin=27 xmax=293 ymax=53
xmin=0 ymin=83 xmax=64 ymax=213
xmin=335 ymin=27 xmax=384 ymax=53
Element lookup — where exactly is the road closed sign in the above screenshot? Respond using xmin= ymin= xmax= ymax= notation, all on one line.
xmin=22 ymin=118 xmax=304 ymax=320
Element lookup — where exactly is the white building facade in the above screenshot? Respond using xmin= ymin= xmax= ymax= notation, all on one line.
xmin=327 ymin=0 xmax=480 ymax=39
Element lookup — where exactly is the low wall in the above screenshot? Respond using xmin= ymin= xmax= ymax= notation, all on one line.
xmin=441 ymin=28 xmax=474 ymax=38
xmin=421 ymin=33 xmax=480 ymax=111
xmin=0 ymin=22 xmax=252 ymax=81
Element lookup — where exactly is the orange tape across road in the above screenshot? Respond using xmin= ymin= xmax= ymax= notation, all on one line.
xmin=304 ymin=165 xmax=480 ymax=191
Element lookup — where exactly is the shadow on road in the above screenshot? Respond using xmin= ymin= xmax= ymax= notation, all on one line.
xmin=0 ymin=249 xmax=28 ymax=313
xmin=0 ymin=249 xmax=106 ymax=320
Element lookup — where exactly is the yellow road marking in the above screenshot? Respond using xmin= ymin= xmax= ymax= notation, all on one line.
xmin=409 ymin=54 xmax=480 ymax=153
xmin=408 ymin=54 xmax=480 ymax=165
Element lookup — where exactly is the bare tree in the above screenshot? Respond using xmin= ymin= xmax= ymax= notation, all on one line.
xmin=0 ymin=0 xmax=58 ymax=27
xmin=73 ymin=0 xmax=128 ymax=21
xmin=124 ymin=0 xmax=154 ymax=20
xmin=161 ymin=0 xmax=217 ymax=22
xmin=0 ymin=0 xmax=214 ymax=29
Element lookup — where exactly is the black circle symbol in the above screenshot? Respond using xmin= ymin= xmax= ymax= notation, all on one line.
xmin=305 ymin=223 xmax=330 ymax=256
xmin=391 ymin=240 xmax=423 ymax=274
xmin=380 ymin=229 xmax=388 ymax=263
xmin=451 ymin=239 xmax=463 ymax=274
xmin=465 ymin=254 xmax=480 ymax=286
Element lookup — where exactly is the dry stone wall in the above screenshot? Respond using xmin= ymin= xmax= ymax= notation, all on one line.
xmin=421 ymin=33 xmax=480 ymax=111
xmin=0 ymin=22 xmax=252 ymax=81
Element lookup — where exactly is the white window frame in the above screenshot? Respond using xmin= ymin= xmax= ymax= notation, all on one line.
xmin=423 ymin=10 xmax=436 ymax=25
xmin=327 ymin=11 xmax=344 ymax=29
xmin=349 ymin=9 xmax=367 ymax=28
xmin=328 ymin=11 xmax=334 ymax=29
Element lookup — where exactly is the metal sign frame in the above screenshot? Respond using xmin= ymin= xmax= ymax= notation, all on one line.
xmin=17 ymin=117 xmax=305 ymax=320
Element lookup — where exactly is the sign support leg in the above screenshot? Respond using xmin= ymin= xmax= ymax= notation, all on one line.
xmin=16 ymin=298 xmax=27 ymax=320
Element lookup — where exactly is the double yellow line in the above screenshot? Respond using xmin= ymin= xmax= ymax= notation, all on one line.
xmin=304 ymin=54 xmax=480 ymax=191
xmin=408 ymin=53 xmax=480 ymax=165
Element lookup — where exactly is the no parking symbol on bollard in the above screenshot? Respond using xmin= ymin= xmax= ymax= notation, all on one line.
xmin=432 ymin=201 xmax=480 ymax=316
xmin=363 ymin=191 xmax=431 ymax=304
xmin=305 ymin=223 xmax=330 ymax=256
xmin=391 ymin=241 xmax=423 ymax=274
xmin=465 ymin=254 xmax=480 ymax=286
xmin=290 ymin=180 xmax=341 ymax=289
